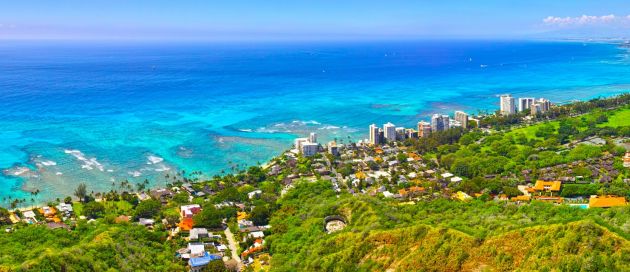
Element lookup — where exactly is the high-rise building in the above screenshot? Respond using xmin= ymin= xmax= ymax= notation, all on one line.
xmin=537 ymin=98 xmax=551 ymax=112
xmin=500 ymin=94 xmax=516 ymax=115
xmin=531 ymin=103 xmax=542 ymax=115
xmin=383 ymin=122 xmax=396 ymax=142
xmin=327 ymin=141 xmax=339 ymax=156
xmin=417 ymin=121 xmax=432 ymax=137
xmin=454 ymin=111 xmax=468 ymax=129
xmin=301 ymin=142 xmax=319 ymax=157
xmin=395 ymin=127 xmax=406 ymax=141
xmin=431 ymin=114 xmax=450 ymax=132
xmin=294 ymin=138 xmax=309 ymax=150
xmin=405 ymin=129 xmax=418 ymax=139
xmin=518 ymin=98 xmax=535 ymax=112
xmin=309 ymin=132 xmax=317 ymax=143
xmin=441 ymin=115 xmax=450 ymax=131
xmin=531 ymin=98 xmax=551 ymax=115
xmin=369 ymin=124 xmax=380 ymax=145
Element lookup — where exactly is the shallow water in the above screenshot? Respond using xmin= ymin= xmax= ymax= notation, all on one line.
xmin=1 ymin=40 xmax=629 ymax=204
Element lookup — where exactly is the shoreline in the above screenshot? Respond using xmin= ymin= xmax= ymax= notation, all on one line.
xmin=3 ymin=92 xmax=629 ymax=210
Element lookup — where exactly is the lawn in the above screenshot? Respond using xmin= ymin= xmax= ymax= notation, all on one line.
xmin=599 ymin=107 xmax=630 ymax=128
xmin=506 ymin=121 xmax=559 ymax=140
xmin=71 ymin=200 xmax=133 ymax=217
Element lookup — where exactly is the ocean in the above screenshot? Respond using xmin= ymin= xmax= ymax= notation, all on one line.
xmin=1 ymin=40 xmax=629 ymax=205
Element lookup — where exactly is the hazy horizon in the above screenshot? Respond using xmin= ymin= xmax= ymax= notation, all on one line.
xmin=2 ymin=1 xmax=630 ymax=40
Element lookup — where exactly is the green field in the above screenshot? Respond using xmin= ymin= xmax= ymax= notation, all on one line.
xmin=506 ymin=121 xmax=559 ymax=140
xmin=600 ymin=107 xmax=630 ymax=128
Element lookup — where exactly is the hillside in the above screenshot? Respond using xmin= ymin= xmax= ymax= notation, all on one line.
xmin=268 ymin=181 xmax=630 ymax=271
xmin=0 ymin=222 xmax=184 ymax=272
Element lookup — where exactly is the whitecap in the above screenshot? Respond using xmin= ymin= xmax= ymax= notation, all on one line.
xmin=147 ymin=155 xmax=164 ymax=165
xmin=238 ymin=128 xmax=253 ymax=132
xmin=154 ymin=166 xmax=171 ymax=172
xmin=318 ymin=125 xmax=340 ymax=130
xmin=55 ymin=172 xmax=63 ymax=176
xmin=128 ymin=171 xmax=142 ymax=177
xmin=64 ymin=149 xmax=104 ymax=171
xmin=40 ymin=160 xmax=57 ymax=166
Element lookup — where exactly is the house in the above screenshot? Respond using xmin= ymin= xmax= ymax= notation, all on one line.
xmin=137 ymin=192 xmax=150 ymax=201
xmin=181 ymin=204 xmax=201 ymax=218
xmin=441 ymin=172 xmax=454 ymax=179
xmin=450 ymin=176 xmax=463 ymax=183
xmin=510 ymin=195 xmax=531 ymax=202
xmin=188 ymin=243 xmax=206 ymax=258
xmin=150 ymin=188 xmax=173 ymax=203
xmin=115 ymin=215 xmax=130 ymax=223
xmin=454 ymin=191 xmax=472 ymax=201
xmin=624 ymin=152 xmax=630 ymax=168
xmin=248 ymin=231 xmax=265 ymax=239
xmin=22 ymin=210 xmax=37 ymax=224
xmin=138 ymin=218 xmax=155 ymax=227
xmin=189 ymin=228 xmax=209 ymax=241
xmin=589 ymin=195 xmax=627 ymax=208
xmin=182 ymin=183 xmax=196 ymax=194
xmin=46 ymin=222 xmax=70 ymax=230
xmin=56 ymin=203 xmax=73 ymax=216
xmin=8 ymin=213 xmax=20 ymax=224
xmin=528 ymin=180 xmax=562 ymax=195
xmin=398 ymin=186 xmax=425 ymax=198
xmin=247 ymin=190 xmax=262 ymax=199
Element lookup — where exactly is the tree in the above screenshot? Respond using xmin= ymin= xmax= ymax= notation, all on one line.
xmin=193 ymin=205 xmax=224 ymax=229
xmin=134 ymin=199 xmax=161 ymax=219
xmin=203 ymin=260 xmax=228 ymax=272
xmin=250 ymin=205 xmax=271 ymax=226
xmin=82 ymin=201 xmax=105 ymax=219
xmin=74 ymin=183 xmax=87 ymax=202
xmin=0 ymin=207 xmax=11 ymax=225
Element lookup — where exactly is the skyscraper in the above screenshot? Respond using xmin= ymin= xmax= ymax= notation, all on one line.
xmin=369 ymin=124 xmax=380 ymax=145
xmin=537 ymin=98 xmax=551 ymax=112
xmin=383 ymin=122 xmax=396 ymax=142
xmin=417 ymin=121 xmax=432 ymax=137
xmin=454 ymin=111 xmax=468 ymax=129
xmin=500 ymin=94 xmax=516 ymax=115
xmin=309 ymin=132 xmax=317 ymax=143
xmin=518 ymin=97 xmax=535 ymax=112
xmin=431 ymin=114 xmax=449 ymax=132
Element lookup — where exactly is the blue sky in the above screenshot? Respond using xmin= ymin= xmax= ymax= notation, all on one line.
xmin=2 ymin=0 xmax=630 ymax=40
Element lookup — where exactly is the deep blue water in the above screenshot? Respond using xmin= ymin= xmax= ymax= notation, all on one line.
xmin=1 ymin=40 xmax=629 ymax=204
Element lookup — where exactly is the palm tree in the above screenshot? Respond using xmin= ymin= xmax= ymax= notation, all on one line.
xmin=74 ymin=183 xmax=87 ymax=202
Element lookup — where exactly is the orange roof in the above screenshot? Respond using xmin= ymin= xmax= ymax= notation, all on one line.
xmin=179 ymin=217 xmax=194 ymax=231
xmin=399 ymin=186 xmax=425 ymax=196
xmin=589 ymin=196 xmax=627 ymax=208
xmin=511 ymin=195 xmax=531 ymax=202
xmin=532 ymin=180 xmax=562 ymax=192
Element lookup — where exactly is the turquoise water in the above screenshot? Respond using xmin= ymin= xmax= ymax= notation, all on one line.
xmin=1 ymin=40 xmax=629 ymax=205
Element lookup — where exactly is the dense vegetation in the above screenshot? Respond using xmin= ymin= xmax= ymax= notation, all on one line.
xmin=268 ymin=181 xmax=630 ymax=271
xmin=0 ymin=222 xmax=184 ymax=272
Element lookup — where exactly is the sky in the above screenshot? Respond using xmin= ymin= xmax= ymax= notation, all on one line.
xmin=2 ymin=0 xmax=630 ymax=40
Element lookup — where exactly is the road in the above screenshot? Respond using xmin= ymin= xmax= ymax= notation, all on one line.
xmin=224 ymin=226 xmax=243 ymax=271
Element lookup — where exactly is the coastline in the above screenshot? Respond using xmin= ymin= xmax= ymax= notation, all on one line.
xmin=2 ymin=40 xmax=630 ymax=206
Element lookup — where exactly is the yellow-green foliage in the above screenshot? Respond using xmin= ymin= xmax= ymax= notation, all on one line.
xmin=268 ymin=181 xmax=630 ymax=271
xmin=0 ymin=222 xmax=185 ymax=272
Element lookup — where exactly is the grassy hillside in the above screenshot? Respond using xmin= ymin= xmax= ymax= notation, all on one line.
xmin=0 ymin=222 xmax=184 ymax=272
xmin=268 ymin=181 xmax=630 ymax=272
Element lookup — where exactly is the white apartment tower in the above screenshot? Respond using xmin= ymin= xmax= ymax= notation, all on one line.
xmin=383 ymin=122 xmax=396 ymax=142
xmin=309 ymin=132 xmax=317 ymax=144
xmin=369 ymin=124 xmax=381 ymax=145
xmin=500 ymin=94 xmax=516 ymax=115
xmin=518 ymin=97 xmax=535 ymax=112
xmin=454 ymin=111 xmax=468 ymax=129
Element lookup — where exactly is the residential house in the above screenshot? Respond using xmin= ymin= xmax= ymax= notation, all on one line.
xmin=589 ymin=195 xmax=628 ymax=208
xmin=189 ymin=228 xmax=209 ymax=241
